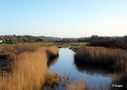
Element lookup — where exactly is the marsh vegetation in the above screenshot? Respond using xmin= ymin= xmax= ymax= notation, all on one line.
xmin=74 ymin=46 xmax=127 ymax=71
xmin=0 ymin=42 xmax=127 ymax=90
xmin=0 ymin=44 xmax=61 ymax=90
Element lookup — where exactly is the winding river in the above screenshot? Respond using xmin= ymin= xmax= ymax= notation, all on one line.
xmin=49 ymin=48 xmax=121 ymax=90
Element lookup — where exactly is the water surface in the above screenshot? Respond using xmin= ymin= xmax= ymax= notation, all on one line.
xmin=49 ymin=48 xmax=119 ymax=90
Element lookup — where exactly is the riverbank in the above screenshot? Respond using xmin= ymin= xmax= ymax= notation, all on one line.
xmin=74 ymin=46 xmax=127 ymax=72
xmin=0 ymin=44 xmax=60 ymax=90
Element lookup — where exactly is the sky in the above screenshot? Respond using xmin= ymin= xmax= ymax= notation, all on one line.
xmin=0 ymin=0 xmax=127 ymax=38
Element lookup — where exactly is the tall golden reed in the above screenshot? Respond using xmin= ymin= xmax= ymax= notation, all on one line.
xmin=47 ymin=46 xmax=59 ymax=56
xmin=75 ymin=46 xmax=127 ymax=66
xmin=0 ymin=47 xmax=48 ymax=90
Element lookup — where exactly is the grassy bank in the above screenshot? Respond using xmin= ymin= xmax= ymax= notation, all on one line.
xmin=74 ymin=46 xmax=127 ymax=71
xmin=0 ymin=44 xmax=60 ymax=90
xmin=69 ymin=42 xmax=88 ymax=52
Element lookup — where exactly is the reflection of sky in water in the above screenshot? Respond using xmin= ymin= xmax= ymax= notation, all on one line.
xmin=49 ymin=48 xmax=112 ymax=90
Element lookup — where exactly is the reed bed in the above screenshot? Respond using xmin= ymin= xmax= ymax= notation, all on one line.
xmin=0 ymin=44 xmax=60 ymax=90
xmin=47 ymin=46 xmax=59 ymax=56
xmin=0 ymin=44 xmax=41 ymax=62
xmin=0 ymin=48 xmax=47 ymax=90
xmin=44 ymin=72 xmax=61 ymax=87
xmin=75 ymin=46 xmax=127 ymax=70
xmin=46 ymin=46 xmax=59 ymax=60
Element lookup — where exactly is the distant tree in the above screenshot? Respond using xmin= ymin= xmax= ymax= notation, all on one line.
xmin=36 ymin=38 xmax=43 ymax=42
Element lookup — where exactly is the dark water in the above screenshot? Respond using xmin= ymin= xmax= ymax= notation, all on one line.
xmin=49 ymin=48 xmax=121 ymax=90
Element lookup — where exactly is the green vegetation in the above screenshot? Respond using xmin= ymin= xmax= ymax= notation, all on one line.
xmin=69 ymin=42 xmax=88 ymax=51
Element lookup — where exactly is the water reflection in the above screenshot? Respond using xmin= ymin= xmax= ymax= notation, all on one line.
xmin=49 ymin=48 xmax=124 ymax=90
xmin=74 ymin=58 xmax=125 ymax=75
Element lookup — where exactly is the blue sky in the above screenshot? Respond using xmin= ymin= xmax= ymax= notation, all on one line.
xmin=0 ymin=0 xmax=127 ymax=37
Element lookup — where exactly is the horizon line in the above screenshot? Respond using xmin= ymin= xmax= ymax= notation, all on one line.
xmin=0 ymin=34 xmax=127 ymax=38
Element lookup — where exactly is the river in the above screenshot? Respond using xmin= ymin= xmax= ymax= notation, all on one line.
xmin=49 ymin=48 xmax=121 ymax=90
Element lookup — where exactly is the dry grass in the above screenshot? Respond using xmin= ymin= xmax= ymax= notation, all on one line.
xmin=0 ymin=48 xmax=48 ymax=90
xmin=46 ymin=46 xmax=59 ymax=60
xmin=0 ymin=44 xmax=41 ymax=62
xmin=44 ymin=72 xmax=61 ymax=87
xmin=0 ymin=45 xmax=60 ymax=90
xmin=47 ymin=46 xmax=59 ymax=56
xmin=67 ymin=80 xmax=87 ymax=90
xmin=75 ymin=46 xmax=127 ymax=70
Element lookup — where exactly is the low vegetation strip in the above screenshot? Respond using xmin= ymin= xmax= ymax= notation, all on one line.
xmin=74 ymin=46 xmax=127 ymax=71
xmin=0 ymin=45 xmax=60 ymax=90
xmin=67 ymin=80 xmax=87 ymax=90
